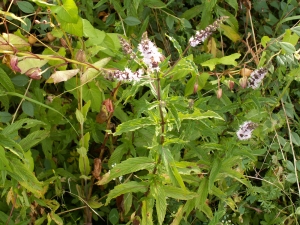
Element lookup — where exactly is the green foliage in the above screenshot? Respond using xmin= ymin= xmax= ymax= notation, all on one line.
xmin=1 ymin=0 xmax=300 ymax=224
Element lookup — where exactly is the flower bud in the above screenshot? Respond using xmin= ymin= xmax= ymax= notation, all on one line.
xmin=216 ymin=88 xmax=222 ymax=99
xmin=228 ymin=80 xmax=235 ymax=90
xmin=28 ymin=34 xmax=38 ymax=45
xmin=240 ymin=68 xmax=252 ymax=77
xmin=239 ymin=76 xmax=248 ymax=89
xmin=75 ymin=49 xmax=86 ymax=63
xmin=46 ymin=32 xmax=56 ymax=42
xmin=25 ymin=67 xmax=42 ymax=80
xmin=10 ymin=55 xmax=21 ymax=73
xmin=193 ymin=83 xmax=198 ymax=94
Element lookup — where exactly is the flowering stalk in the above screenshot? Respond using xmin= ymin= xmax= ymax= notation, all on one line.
xmin=108 ymin=68 xmax=144 ymax=82
xmin=138 ymin=36 xmax=163 ymax=72
xmin=236 ymin=121 xmax=257 ymax=140
xmin=248 ymin=68 xmax=268 ymax=89
xmin=189 ymin=16 xmax=229 ymax=47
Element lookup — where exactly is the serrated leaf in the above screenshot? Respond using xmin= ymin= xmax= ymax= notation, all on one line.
xmin=47 ymin=69 xmax=79 ymax=84
xmin=178 ymin=109 xmax=223 ymax=121
xmin=163 ymin=186 xmax=197 ymax=200
xmin=279 ymin=42 xmax=296 ymax=54
xmin=161 ymin=147 xmax=186 ymax=190
xmin=208 ymin=158 xmax=221 ymax=192
xmin=105 ymin=181 xmax=148 ymax=205
xmin=261 ymin=36 xmax=271 ymax=48
xmin=0 ymin=134 xmax=24 ymax=159
xmin=201 ymin=53 xmax=241 ymax=70
xmin=124 ymin=16 xmax=141 ymax=26
xmin=151 ymin=183 xmax=166 ymax=225
xmin=19 ymin=130 xmax=49 ymax=151
xmin=1 ymin=118 xmax=46 ymax=136
xmin=114 ymin=118 xmax=155 ymax=136
xmin=142 ymin=198 xmax=154 ymax=225
xmin=166 ymin=34 xmax=182 ymax=56
xmin=96 ymin=157 xmax=155 ymax=185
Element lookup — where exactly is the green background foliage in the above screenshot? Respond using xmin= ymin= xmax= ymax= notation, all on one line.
xmin=0 ymin=0 xmax=300 ymax=224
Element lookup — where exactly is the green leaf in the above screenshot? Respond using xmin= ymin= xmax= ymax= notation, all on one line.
xmin=167 ymin=103 xmax=181 ymax=131
xmin=285 ymin=160 xmax=294 ymax=172
xmin=0 ymin=112 xmax=12 ymax=123
xmin=108 ymin=143 xmax=128 ymax=167
xmin=80 ymin=58 xmax=111 ymax=84
xmin=291 ymin=132 xmax=300 ymax=146
xmin=163 ymin=186 xmax=197 ymax=200
xmin=82 ymin=82 xmax=103 ymax=112
xmin=17 ymin=1 xmax=35 ymax=13
xmin=0 ymin=68 xmax=15 ymax=92
xmin=114 ymin=118 xmax=155 ymax=136
xmin=0 ymin=133 xmax=24 ymax=159
xmin=82 ymin=19 xmax=97 ymax=38
xmin=166 ymin=34 xmax=182 ymax=56
xmin=185 ymin=74 xmax=196 ymax=96
xmin=50 ymin=212 xmax=63 ymax=225
xmin=21 ymin=17 xmax=31 ymax=33
xmin=105 ymin=181 xmax=148 ymax=205
xmin=209 ymin=158 xmax=221 ymax=192
xmin=124 ymin=16 xmax=141 ymax=26
xmin=220 ymin=24 xmax=241 ymax=42
xmin=181 ymin=5 xmax=202 ymax=20
xmin=79 ymin=154 xmax=91 ymax=176
xmin=261 ymin=36 xmax=271 ymax=48
xmin=201 ymin=53 xmax=241 ymax=70
xmin=0 ymin=10 xmax=27 ymax=25
xmin=166 ymin=16 xmax=175 ymax=30
xmin=279 ymin=42 xmax=296 ymax=54
xmin=144 ymin=0 xmax=166 ymax=8
xmin=97 ymin=157 xmax=155 ymax=185
xmin=18 ymin=56 xmax=48 ymax=74
xmin=226 ymin=0 xmax=238 ymax=10
xmin=161 ymin=147 xmax=186 ymax=190
xmin=22 ymin=101 xmax=34 ymax=117
xmin=53 ymin=0 xmax=79 ymax=23
xmin=178 ymin=109 xmax=223 ymax=121
xmin=61 ymin=18 xmax=83 ymax=37
xmin=195 ymin=177 xmax=209 ymax=208
xmin=286 ymin=173 xmax=297 ymax=183
xmin=142 ymin=198 xmax=154 ymax=225
xmin=1 ymin=118 xmax=45 ymax=136
xmin=75 ymin=109 xmax=84 ymax=124
xmin=82 ymin=100 xmax=91 ymax=119
xmin=19 ymin=130 xmax=49 ymax=151
xmin=108 ymin=208 xmax=119 ymax=225
xmin=151 ymin=183 xmax=166 ymax=225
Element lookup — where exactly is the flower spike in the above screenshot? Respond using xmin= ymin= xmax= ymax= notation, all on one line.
xmin=189 ymin=16 xmax=229 ymax=47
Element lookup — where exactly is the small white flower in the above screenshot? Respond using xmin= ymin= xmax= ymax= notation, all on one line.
xmin=236 ymin=121 xmax=257 ymax=140
xmin=248 ymin=68 xmax=268 ymax=89
xmin=138 ymin=38 xmax=163 ymax=72
xmin=111 ymin=68 xmax=143 ymax=82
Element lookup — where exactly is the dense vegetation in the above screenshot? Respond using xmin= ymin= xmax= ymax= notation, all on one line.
xmin=1 ymin=0 xmax=300 ymax=224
